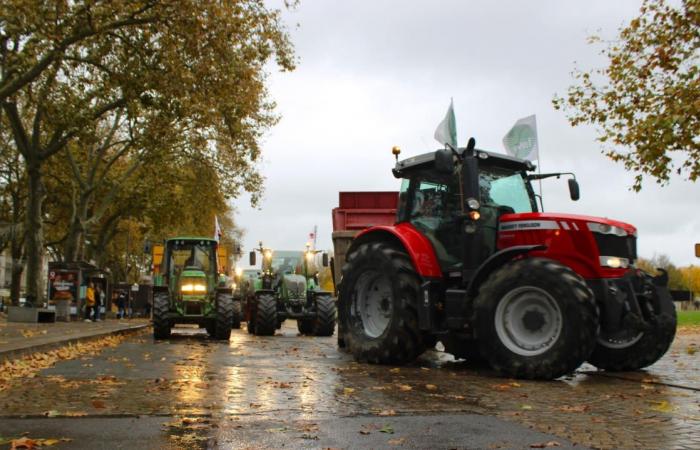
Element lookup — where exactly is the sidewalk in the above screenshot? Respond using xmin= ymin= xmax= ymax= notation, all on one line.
xmin=0 ymin=314 xmax=149 ymax=362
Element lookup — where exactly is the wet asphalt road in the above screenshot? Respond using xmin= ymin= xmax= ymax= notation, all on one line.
xmin=0 ymin=322 xmax=698 ymax=449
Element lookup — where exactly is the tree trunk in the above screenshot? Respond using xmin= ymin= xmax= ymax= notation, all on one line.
xmin=10 ymin=261 xmax=24 ymax=307
xmin=24 ymin=162 xmax=46 ymax=305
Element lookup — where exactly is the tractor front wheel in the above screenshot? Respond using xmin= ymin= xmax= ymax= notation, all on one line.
xmin=338 ymin=241 xmax=425 ymax=364
xmin=474 ymin=258 xmax=599 ymax=380
xmin=254 ymin=293 xmax=277 ymax=336
xmin=312 ymin=294 xmax=336 ymax=336
xmin=588 ymin=285 xmax=676 ymax=371
xmin=153 ymin=292 xmax=171 ymax=340
xmin=214 ymin=293 xmax=233 ymax=340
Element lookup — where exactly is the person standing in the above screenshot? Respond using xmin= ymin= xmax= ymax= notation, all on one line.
xmin=96 ymin=285 xmax=106 ymax=321
xmin=116 ymin=290 xmax=127 ymax=319
xmin=85 ymin=282 xmax=95 ymax=322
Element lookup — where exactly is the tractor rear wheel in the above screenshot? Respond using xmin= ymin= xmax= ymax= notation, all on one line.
xmin=338 ymin=241 xmax=425 ymax=364
xmin=232 ymin=300 xmax=242 ymax=329
xmin=312 ymin=294 xmax=336 ymax=336
xmin=254 ymin=293 xmax=277 ymax=336
xmin=153 ymin=292 xmax=171 ymax=340
xmin=214 ymin=293 xmax=233 ymax=340
xmin=588 ymin=285 xmax=676 ymax=371
xmin=474 ymin=258 xmax=599 ymax=380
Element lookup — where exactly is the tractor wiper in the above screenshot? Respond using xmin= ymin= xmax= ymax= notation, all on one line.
xmin=526 ymin=172 xmax=575 ymax=181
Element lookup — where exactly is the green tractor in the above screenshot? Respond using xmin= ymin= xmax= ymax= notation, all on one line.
xmin=151 ymin=237 xmax=234 ymax=340
xmin=244 ymin=242 xmax=336 ymax=336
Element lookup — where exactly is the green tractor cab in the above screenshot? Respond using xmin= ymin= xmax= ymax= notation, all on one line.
xmin=244 ymin=242 xmax=336 ymax=336
xmin=151 ymin=237 xmax=234 ymax=340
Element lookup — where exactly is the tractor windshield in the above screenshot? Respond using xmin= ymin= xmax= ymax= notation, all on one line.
xmin=167 ymin=241 xmax=216 ymax=275
xmin=478 ymin=166 xmax=535 ymax=213
xmin=271 ymin=251 xmax=302 ymax=274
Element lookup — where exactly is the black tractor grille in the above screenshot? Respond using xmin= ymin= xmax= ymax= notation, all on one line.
xmin=593 ymin=233 xmax=637 ymax=261
xmin=184 ymin=302 xmax=202 ymax=315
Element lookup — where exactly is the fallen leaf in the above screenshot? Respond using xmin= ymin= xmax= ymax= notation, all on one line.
xmin=10 ymin=438 xmax=37 ymax=450
xmin=425 ymin=384 xmax=437 ymax=391
xmin=343 ymin=387 xmax=355 ymax=395
xmin=359 ymin=430 xmax=371 ymax=435
xmin=378 ymin=409 xmax=396 ymax=416
xmin=557 ymin=405 xmax=589 ymax=413
xmin=91 ymin=400 xmax=106 ymax=409
xmin=397 ymin=384 xmax=412 ymax=391
xmin=389 ymin=368 xmax=401 ymax=373
xmin=687 ymin=347 xmax=696 ymax=355
xmin=379 ymin=425 xmax=394 ymax=434
xmin=520 ymin=404 xmax=533 ymax=410
xmin=388 ymin=437 xmax=406 ymax=445
xmin=649 ymin=400 xmax=674 ymax=413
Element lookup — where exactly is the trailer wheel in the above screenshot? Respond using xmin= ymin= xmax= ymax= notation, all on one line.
xmin=231 ymin=299 xmax=242 ymax=329
xmin=254 ymin=293 xmax=277 ymax=336
xmin=312 ymin=294 xmax=336 ymax=337
xmin=153 ymin=292 xmax=171 ymax=340
xmin=588 ymin=286 xmax=676 ymax=371
xmin=474 ymin=258 xmax=599 ymax=380
xmin=214 ymin=293 xmax=233 ymax=340
xmin=339 ymin=241 xmax=425 ymax=364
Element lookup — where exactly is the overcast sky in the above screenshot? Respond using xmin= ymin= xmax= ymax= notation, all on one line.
xmin=234 ymin=0 xmax=698 ymax=267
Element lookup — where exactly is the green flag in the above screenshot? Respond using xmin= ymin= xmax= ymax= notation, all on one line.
xmin=503 ymin=115 xmax=539 ymax=161
xmin=434 ymin=99 xmax=457 ymax=148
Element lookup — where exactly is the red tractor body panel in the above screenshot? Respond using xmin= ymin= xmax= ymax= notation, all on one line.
xmin=355 ymin=223 xmax=443 ymax=278
xmin=498 ymin=212 xmax=636 ymax=279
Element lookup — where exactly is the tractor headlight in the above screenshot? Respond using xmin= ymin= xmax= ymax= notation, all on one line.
xmin=235 ymin=267 xmax=243 ymax=277
xmin=467 ymin=198 xmax=480 ymax=210
xmin=264 ymin=250 xmax=273 ymax=260
xmin=587 ymin=222 xmax=628 ymax=237
xmin=181 ymin=283 xmax=207 ymax=293
xmin=599 ymin=256 xmax=629 ymax=269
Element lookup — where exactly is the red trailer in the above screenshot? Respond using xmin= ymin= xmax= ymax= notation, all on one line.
xmin=331 ymin=191 xmax=398 ymax=292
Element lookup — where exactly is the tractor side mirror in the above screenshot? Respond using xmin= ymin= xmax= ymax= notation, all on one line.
xmin=568 ymin=178 xmax=580 ymax=201
xmin=249 ymin=251 xmax=256 ymax=266
xmin=434 ymin=149 xmax=454 ymax=174
xmin=695 ymin=243 xmax=700 ymax=258
xmin=322 ymin=253 xmax=329 ymax=267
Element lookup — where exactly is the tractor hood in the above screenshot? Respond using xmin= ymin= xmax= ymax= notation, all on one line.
xmin=282 ymin=274 xmax=306 ymax=299
xmin=499 ymin=212 xmax=637 ymax=236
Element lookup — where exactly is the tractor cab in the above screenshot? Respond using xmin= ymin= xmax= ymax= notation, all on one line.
xmin=393 ymin=141 xmax=577 ymax=280
xmin=164 ymin=238 xmax=218 ymax=303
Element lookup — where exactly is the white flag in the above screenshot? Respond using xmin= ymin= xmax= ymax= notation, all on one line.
xmin=503 ymin=115 xmax=539 ymax=161
xmin=214 ymin=215 xmax=222 ymax=242
xmin=434 ymin=99 xmax=458 ymax=148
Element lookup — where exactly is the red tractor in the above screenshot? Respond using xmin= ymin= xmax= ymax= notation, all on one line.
xmin=337 ymin=139 xmax=676 ymax=380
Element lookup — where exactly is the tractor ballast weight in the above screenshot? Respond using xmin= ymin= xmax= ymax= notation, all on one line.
xmin=336 ymin=140 xmax=676 ymax=380
xmin=151 ymin=237 xmax=233 ymax=340
xmin=244 ymin=243 xmax=336 ymax=336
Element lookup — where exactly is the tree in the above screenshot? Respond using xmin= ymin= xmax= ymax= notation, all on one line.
xmin=0 ymin=1 xmax=295 ymax=302
xmin=554 ymin=0 xmax=699 ymax=191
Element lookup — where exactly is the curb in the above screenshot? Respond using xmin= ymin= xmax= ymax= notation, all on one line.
xmin=0 ymin=324 xmax=150 ymax=363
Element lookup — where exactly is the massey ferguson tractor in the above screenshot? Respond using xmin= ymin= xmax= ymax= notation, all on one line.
xmin=335 ymin=139 xmax=676 ymax=380
xmin=151 ymin=237 xmax=234 ymax=340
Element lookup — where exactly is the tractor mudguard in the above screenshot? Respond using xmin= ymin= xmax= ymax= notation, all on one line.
xmin=254 ymin=289 xmax=276 ymax=296
xmin=153 ymin=285 xmax=169 ymax=294
xmin=216 ymin=287 xmax=233 ymax=295
xmin=352 ymin=223 xmax=442 ymax=278
xmin=466 ymin=245 xmax=546 ymax=296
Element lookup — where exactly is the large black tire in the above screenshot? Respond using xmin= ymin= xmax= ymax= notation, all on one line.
xmin=214 ymin=293 xmax=233 ymax=340
xmin=588 ymin=285 xmax=676 ymax=371
xmin=153 ymin=292 xmax=171 ymax=340
xmin=474 ymin=258 xmax=599 ymax=380
xmin=312 ymin=294 xmax=336 ymax=336
xmin=232 ymin=300 xmax=242 ymax=329
xmin=338 ymin=241 xmax=425 ymax=365
xmin=254 ymin=293 xmax=277 ymax=336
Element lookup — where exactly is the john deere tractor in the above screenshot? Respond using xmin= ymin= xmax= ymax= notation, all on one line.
xmin=151 ymin=237 xmax=233 ymax=340
xmin=245 ymin=242 xmax=336 ymax=336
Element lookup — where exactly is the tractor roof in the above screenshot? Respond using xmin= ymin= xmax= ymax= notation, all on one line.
xmin=393 ymin=148 xmax=535 ymax=177
xmin=166 ymin=236 xmax=217 ymax=243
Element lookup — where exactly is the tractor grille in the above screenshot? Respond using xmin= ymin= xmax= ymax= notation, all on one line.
xmin=184 ymin=302 xmax=202 ymax=315
xmin=593 ymin=233 xmax=637 ymax=261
